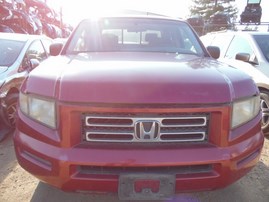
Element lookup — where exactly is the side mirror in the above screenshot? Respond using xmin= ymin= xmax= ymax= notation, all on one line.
xmin=235 ymin=53 xmax=250 ymax=62
xmin=207 ymin=46 xmax=220 ymax=59
xmin=50 ymin=43 xmax=63 ymax=56
xmin=236 ymin=53 xmax=258 ymax=65
xmin=29 ymin=58 xmax=40 ymax=70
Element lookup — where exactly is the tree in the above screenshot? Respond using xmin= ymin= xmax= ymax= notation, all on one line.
xmin=189 ymin=0 xmax=238 ymax=33
xmin=190 ymin=0 xmax=238 ymax=21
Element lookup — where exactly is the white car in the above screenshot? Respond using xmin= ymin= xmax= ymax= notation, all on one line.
xmin=201 ymin=31 xmax=269 ymax=134
xmin=0 ymin=33 xmax=52 ymax=141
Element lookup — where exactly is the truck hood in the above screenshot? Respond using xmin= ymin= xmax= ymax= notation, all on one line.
xmin=25 ymin=52 xmax=257 ymax=104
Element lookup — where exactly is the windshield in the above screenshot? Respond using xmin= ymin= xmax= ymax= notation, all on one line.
xmin=247 ymin=0 xmax=261 ymax=4
xmin=253 ymin=34 xmax=269 ymax=62
xmin=65 ymin=18 xmax=204 ymax=56
xmin=0 ymin=39 xmax=25 ymax=66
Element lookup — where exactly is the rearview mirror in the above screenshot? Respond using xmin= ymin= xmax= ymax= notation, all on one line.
xmin=50 ymin=43 xmax=64 ymax=56
xmin=207 ymin=46 xmax=220 ymax=59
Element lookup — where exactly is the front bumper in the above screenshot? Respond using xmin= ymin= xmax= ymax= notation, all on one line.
xmin=13 ymin=128 xmax=264 ymax=193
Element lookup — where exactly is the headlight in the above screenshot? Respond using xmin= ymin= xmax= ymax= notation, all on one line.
xmin=19 ymin=92 xmax=56 ymax=128
xmin=232 ymin=96 xmax=260 ymax=129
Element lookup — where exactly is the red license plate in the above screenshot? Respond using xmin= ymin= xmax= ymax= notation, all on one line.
xmin=118 ymin=174 xmax=175 ymax=200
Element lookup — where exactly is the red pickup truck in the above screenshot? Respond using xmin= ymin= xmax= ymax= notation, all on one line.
xmin=13 ymin=16 xmax=264 ymax=200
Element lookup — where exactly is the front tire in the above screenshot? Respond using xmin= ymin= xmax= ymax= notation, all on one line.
xmin=260 ymin=90 xmax=269 ymax=135
xmin=3 ymin=93 xmax=19 ymax=129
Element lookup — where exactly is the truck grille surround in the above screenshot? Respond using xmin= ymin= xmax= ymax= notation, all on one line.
xmin=82 ymin=113 xmax=210 ymax=143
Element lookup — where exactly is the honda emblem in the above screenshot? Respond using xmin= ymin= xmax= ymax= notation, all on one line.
xmin=135 ymin=121 xmax=160 ymax=141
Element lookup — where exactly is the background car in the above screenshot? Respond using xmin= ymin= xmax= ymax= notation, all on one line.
xmin=0 ymin=0 xmax=72 ymax=38
xmin=204 ymin=12 xmax=233 ymax=33
xmin=240 ymin=0 xmax=262 ymax=25
xmin=0 ymin=24 xmax=14 ymax=33
xmin=187 ymin=15 xmax=205 ymax=36
xmin=0 ymin=33 xmax=52 ymax=141
xmin=201 ymin=30 xmax=269 ymax=134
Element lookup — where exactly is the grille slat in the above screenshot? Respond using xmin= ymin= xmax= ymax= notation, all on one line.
xmin=86 ymin=117 xmax=133 ymax=127
xmin=161 ymin=132 xmax=206 ymax=142
xmin=83 ymin=113 xmax=209 ymax=143
xmin=78 ymin=164 xmax=213 ymax=175
xmin=86 ymin=131 xmax=134 ymax=142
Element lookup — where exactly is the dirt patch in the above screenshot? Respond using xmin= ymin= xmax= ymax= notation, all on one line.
xmin=1 ymin=133 xmax=269 ymax=202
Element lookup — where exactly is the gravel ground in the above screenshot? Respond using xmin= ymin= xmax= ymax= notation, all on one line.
xmin=1 ymin=133 xmax=269 ymax=202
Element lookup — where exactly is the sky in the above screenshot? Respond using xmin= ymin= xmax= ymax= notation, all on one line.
xmin=47 ymin=0 xmax=192 ymax=25
xmin=47 ymin=0 xmax=269 ymax=28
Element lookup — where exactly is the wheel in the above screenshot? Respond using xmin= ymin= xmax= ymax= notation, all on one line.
xmin=3 ymin=93 xmax=19 ymax=129
xmin=260 ymin=91 xmax=269 ymax=134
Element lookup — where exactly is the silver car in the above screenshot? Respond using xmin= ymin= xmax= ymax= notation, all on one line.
xmin=0 ymin=33 xmax=52 ymax=141
xmin=201 ymin=31 xmax=269 ymax=134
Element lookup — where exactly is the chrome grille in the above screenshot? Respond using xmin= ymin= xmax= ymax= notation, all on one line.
xmin=83 ymin=113 xmax=209 ymax=143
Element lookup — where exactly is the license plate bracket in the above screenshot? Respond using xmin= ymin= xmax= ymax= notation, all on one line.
xmin=118 ymin=173 xmax=175 ymax=200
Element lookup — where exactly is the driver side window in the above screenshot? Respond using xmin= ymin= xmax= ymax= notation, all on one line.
xmin=20 ymin=40 xmax=47 ymax=72
xmin=225 ymin=36 xmax=255 ymax=59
